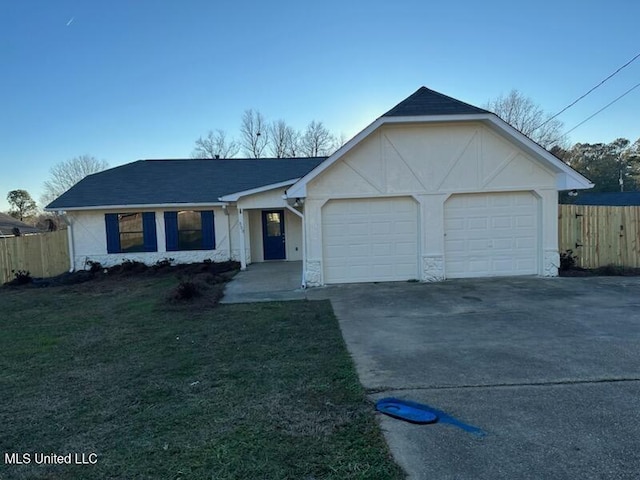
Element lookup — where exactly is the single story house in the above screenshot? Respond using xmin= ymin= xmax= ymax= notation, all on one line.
xmin=561 ymin=191 xmax=640 ymax=206
xmin=0 ymin=212 xmax=41 ymax=237
xmin=46 ymin=87 xmax=593 ymax=285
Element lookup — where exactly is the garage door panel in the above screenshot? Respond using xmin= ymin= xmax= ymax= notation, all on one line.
xmin=516 ymin=216 xmax=535 ymax=228
xmin=322 ymin=197 xmax=418 ymax=284
xmin=491 ymin=217 xmax=512 ymax=228
xmin=445 ymin=192 xmax=539 ymax=278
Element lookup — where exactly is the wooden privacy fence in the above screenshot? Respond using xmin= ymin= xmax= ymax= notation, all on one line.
xmin=559 ymin=205 xmax=640 ymax=268
xmin=0 ymin=230 xmax=70 ymax=284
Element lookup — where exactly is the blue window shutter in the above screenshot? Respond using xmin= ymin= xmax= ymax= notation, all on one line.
xmin=105 ymin=214 xmax=121 ymax=253
xmin=201 ymin=211 xmax=215 ymax=250
xmin=164 ymin=212 xmax=178 ymax=251
xmin=142 ymin=212 xmax=157 ymax=252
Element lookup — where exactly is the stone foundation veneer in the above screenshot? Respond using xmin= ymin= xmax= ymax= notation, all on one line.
xmin=75 ymin=249 xmax=232 ymax=270
xmin=422 ymin=255 xmax=445 ymax=282
xmin=543 ymin=250 xmax=559 ymax=277
xmin=305 ymin=260 xmax=322 ymax=286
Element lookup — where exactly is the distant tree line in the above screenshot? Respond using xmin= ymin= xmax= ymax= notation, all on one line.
xmin=192 ymin=109 xmax=345 ymax=159
xmin=486 ymin=90 xmax=640 ymax=192
xmin=552 ymin=138 xmax=640 ymax=192
xmin=5 ymin=92 xmax=639 ymax=227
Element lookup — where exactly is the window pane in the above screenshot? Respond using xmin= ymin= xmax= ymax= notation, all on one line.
xmin=120 ymin=232 xmax=145 ymax=252
xmin=266 ymin=213 xmax=281 ymax=237
xmin=178 ymin=231 xmax=203 ymax=250
xmin=178 ymin=211 xmax=201 ymax=231
xmin=119 ymin=213 xmax=143 ymax=233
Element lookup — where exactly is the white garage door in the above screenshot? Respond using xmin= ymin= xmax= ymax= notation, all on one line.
xmin=444 ymin=192 xmax=539 ymax=278
xmin=322 ymin=197 xmax=418 ymax=284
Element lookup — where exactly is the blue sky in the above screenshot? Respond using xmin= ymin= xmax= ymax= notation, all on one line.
xmin=1 ymin=0 xmax=639 ymax=211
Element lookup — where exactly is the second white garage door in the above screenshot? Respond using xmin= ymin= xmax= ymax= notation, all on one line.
xmin=322 ymin=197 xmax=418 ymax=284
xmin=444 ymin=192 xmax=539 ymax=278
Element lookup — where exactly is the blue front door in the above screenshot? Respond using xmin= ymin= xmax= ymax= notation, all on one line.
xmin=262 ymin=210 xmax=286 ymax=260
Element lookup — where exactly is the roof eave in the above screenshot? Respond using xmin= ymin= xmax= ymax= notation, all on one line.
xmin=45 ymin=201 xmax=229 ymax=212
xmin=219 ymin=179 xmax=301 ymax=202
xmin=482 ymin=115 xmax=593 ymax=190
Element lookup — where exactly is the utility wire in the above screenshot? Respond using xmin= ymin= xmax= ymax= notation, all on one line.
xmin=535 ymin=51 xmax=640 ymax=131
xmin=548 ymin=80 xmax=640 ymax=147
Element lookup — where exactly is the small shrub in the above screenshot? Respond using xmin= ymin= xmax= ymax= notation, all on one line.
xmin=155 ymin=258 xmax=174 ymax=269
xmin=559 ymin=250 xmax=578 ymax=271
xmin=168 ymin=279 xmax=202 ymax=302
xmin=10 ymin=270 xmax=32 ymax=285
xmin=108 ymin=260 xmax=148 ymax=275
xmin=85 ymin=260 xmax=103 ymax=273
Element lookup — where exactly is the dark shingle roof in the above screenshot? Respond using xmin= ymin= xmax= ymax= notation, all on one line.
xmin=46 ymin=158 xmax=326 ymax=210
xmin=562 ymin=191 xmax=640 ymax=206
xmin=0 ymin=212 xmax=41 ymax=235
xmin=383 ymin=87 xmax=489 ymax=117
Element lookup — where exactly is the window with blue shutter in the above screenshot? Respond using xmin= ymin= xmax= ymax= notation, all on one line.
xmin=164 ymin=210 xmax=215 ymax=251
xmin=104 ymin=212 xmax=157 ymax=253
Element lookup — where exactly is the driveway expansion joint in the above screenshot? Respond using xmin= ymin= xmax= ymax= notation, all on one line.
xmin=367 ymin=377 xmax=640 ymax=394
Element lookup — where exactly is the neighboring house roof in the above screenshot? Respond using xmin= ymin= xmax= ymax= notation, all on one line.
xmin=562 ymin=191 xmax=640 ymax=206
xmin=0 ymin=212 xmax=41 ymax=236
xmin=383 ymin=86 xmax=489 ymax=117
xmin=46 ymin=158 xmax=326 ymax=210
xmin=287 ymin=86 xmax=594 ymax=198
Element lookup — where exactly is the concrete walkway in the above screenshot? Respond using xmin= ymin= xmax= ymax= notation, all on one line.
xmin=220 ymin=261 xmax=309 ymax=303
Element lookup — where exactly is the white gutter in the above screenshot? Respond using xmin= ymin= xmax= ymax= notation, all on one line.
xmin=284 ymin=203 xmax=306 ymax=289
xmin=44 ymin=202 xmax=228 ymax=212
xmin=219 ymin=179 xmax=301 ymax=202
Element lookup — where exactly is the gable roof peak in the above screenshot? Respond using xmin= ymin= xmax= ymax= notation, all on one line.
xmin=382 ymin=86 xmax=489 ymax=117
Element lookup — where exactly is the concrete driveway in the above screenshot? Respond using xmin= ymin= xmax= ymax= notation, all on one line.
xmin=310 ymin=277 xmax=640 ymax=479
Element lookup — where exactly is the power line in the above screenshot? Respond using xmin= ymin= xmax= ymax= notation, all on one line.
xmin=548 ymin=80 xmax=640 ymax=147
xmin=535 ymin=51 xmax=640 ymax=131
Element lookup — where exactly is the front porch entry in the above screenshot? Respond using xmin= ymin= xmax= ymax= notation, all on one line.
xmin=262 ymin=210 xmax=286 ymax=260
xmin=245 ymin=208 xmax=303 ymax=264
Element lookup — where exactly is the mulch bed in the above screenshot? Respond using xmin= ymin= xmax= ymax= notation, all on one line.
xmin=2 ymin=260 xmax=240 ymax=288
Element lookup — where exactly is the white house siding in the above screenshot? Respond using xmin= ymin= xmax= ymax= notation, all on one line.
xmin=304 ymin=122 xmax=559 ymax=285
xmin=68 ymin=206 xmax=238 ymax=270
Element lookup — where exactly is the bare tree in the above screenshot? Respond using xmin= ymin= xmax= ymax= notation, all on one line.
xmin=240 ymin=109 xmax=269 ymax=158
xmin=192 ymin=129 xmax=240 ymax=159
xmin=484 ymin=90 xmax=566 ymax=149
xmin=41 ymin=155 xmax=109 ymax=206
xmin=333 ymin=132 xmax=349 ymax=152
xmin=269 ymin=120 xmax=300 ymax=158
xmin=300 ymin=120 xmax=336 ymax=157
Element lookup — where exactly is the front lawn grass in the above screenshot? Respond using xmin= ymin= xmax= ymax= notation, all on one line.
xmin=0 ymin=274 xmax=403 ymax=479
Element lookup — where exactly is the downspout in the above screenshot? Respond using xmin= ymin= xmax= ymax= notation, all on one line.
xmin=60 ymin=212 xmax=75 ymax=272
xmin=284 ymin=203 xmax=306 ymax=289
